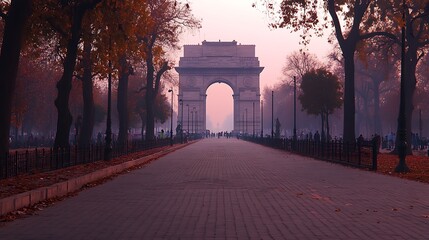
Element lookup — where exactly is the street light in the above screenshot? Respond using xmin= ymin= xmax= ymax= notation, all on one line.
xmin=395 ymin=0 xmax=409 ymax=172
xmin=245 ymin=108 xmax=248 ymax=135
xmin=293 ymin=76 xmax=297 ymax=149
xmin=192 ymin=107 xmax=196 ymax=134
xmin=191 ymin=109 xmax=194 ymax=134
xmin=242 ymin=112 xmax=245 ymax=134
xmin=271 ymin=91 xmax=274 ymax=139
xmin=186 ymin=104 xmax=189 ymax=134
xmin=253 ymin=102 xmax=255 ymax=137
xmin=261 ymin=100 xmax=264 ymax=138
xmin=168 ymin=89 xmax=173 ymax=146
xmin=179 ymin=99 xmax=183 ymax=143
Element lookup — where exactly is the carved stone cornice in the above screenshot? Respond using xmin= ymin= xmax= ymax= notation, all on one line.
xmin=175 ymin=67 xmax=264 ymax=75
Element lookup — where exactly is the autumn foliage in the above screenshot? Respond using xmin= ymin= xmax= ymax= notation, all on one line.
xmin=377 ymin=153 xmax=429 ymax=183
xmin=0 ymin=0 xmax=200 ymax=153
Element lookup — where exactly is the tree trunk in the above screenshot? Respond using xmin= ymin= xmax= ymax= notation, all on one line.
xmin=0 ymin=0 xmax=32 ymax=155
xmin=54 ymin=6 xmax=87 ymax=148
xmin=145 ymin=52 xmax=156 ymax=141
xmin=342 ymin=48 xmax=356 ymax=143
xmin=373 ymin=82 xmax=382 ymax=135
xmin=79 ymin=37 xmax=94 ymax=146
xmin=326 ymin=112 xmax=330 ymax=141
xmin=140 ymin=113 xmax=146 ymax=140
xmin=328 ymin=0 xmax=367 ymax=145
xmin=363 ymin=93 xmax=369 ymax=136
xmin=394 ymin=45 xmax=417 ymax=155
xmin=117 ymin=55 xmax=131 ymax=146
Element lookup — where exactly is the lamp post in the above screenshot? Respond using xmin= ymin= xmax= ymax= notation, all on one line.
xmin=242 ymin=112 xmax=244 ymax=134
xmin=245 ymin=108 xmax=248 ymax=135
xmin=191 ymin=107 xmax=195 ymax=134
xmin=180 ymin=99 xmax=183 ymax=143
xmin=195 ymin=109 xmax=198 ymax=135
xmin=253 ymin=102 xmax=255 ymax=137
xmin=293 ymin=76 xmax=297 ymax=149
xmin=271 ymin=91 xmax=274 ymax=139
xmin=261 ymin=100 xmax=264 ymax=138
xmin=168 ymin=89 xmax=173 ymax=146
xmin=186 ymin=104 xmax=190 ymax=134
xmin=395 ymin=0 xmax=409 ymax=172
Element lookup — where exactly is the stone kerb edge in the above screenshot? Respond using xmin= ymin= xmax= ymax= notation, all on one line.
xmin=0 ymin=145 xmax=181 ymax=216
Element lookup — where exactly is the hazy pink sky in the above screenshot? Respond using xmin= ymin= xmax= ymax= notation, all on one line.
xmin=175 ymin=0 xmax=332 ymax=132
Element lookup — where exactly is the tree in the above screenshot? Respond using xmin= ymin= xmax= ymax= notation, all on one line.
xmin=33 ymin=0 xmax=103 ymax=148
xmin=282 ymin=51 xmax=321 ymax=80
xmin=92 ymin=0 xmax=148 ymax=147
xmin=134 ymin=88 xmax=170 ymax=140
xmin=255 ymin=0 xmax=398 ymax=143
xmin=354 ymin=41 xmax=398 ymax=137
xmin=0 ymin=0 xmax=32 ymax=154
xmin=275 ymin=118 xmax=281 ymax=138
xmin=139 ymin=0 xmax=200 ymax=140
xmin=299 ymin=68 xmax=342 ymax=141
xmin=75 ymin=30 xmax=95 ymax=146
xmin=386 ymin=1 xmax=429 ymax=155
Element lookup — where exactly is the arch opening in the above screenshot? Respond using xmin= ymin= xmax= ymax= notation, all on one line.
xmin=206 ymin=83 xmax=234 ymax=134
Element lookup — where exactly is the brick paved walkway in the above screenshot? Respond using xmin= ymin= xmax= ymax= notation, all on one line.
xmin=1 ymin=138 xmax=428 ymax=239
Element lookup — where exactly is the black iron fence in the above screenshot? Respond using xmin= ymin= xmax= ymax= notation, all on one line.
xmin=0 ymin=137 xmax=194 ymax=180
xmin=243 ymin=137 xmax=378 ymax=171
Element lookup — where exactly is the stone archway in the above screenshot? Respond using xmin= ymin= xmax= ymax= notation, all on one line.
xmin=175 ymin=40 xmax=263 ymax=135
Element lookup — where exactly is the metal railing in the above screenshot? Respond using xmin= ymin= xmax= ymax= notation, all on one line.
xmin=0 ymin=138 xmax=183 ymax=180
xmin=243 ymin=137 xmax=378 ymax=171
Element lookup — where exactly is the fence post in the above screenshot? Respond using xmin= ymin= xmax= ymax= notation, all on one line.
xmin=3 ymin=152 xmax=7 ymax=179
xmin=50 ymin=148 xmax=54 ymax=170
xmin=358 ymin=141 xmax=362 ymax=167
xmin=75 ymin=145 xmax=78 ymax=166
xmin=42 ymin=149 xmax=45 ymax=170
xmin=35 ymin=148 xmax=38 ymax=170
xmin=372 ymin=139 xmax=378 ymax=171
xmin=25 ymin=150 xmax=29 ymax=173
xmin=15 ymin=151 xmax=18 ymax=176
xmin=333 ymin=141 xmax=337 ymax=160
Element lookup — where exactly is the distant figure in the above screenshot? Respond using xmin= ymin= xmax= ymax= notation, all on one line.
xmin=176 ymin=124 xmax=182 ymax=136
xmin=97 ymin=132 xmax=102 ymax=144
xmin=314 ymin=131 xmax=320 ymax=143
xmin=357 ymin=134 xmax=364 ymax=145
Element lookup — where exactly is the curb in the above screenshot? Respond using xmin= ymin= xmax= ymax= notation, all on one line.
xmin=0 ymin=142 xmax=193 ymax=216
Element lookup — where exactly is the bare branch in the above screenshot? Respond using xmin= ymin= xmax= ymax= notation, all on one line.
xmin=154 ymin=61 xmax=171 ymax=95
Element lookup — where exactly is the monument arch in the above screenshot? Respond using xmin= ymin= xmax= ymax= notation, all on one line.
xmin=175 ymin=40 xmax=263 ymax=135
